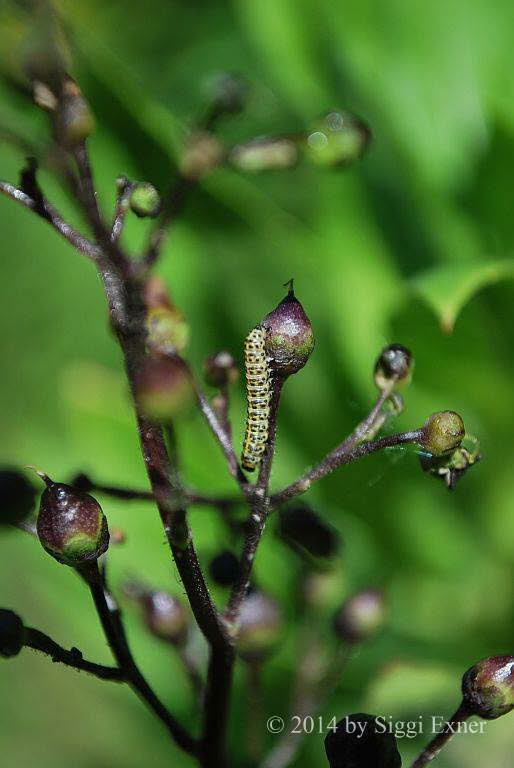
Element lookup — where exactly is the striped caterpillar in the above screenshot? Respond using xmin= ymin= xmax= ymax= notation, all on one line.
xmin=241 ymin=326 xmax=271 ymax=472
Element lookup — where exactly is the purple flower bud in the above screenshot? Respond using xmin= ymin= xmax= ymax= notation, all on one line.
xmin=462 ymin=656 xmax=514 ymax=719
xmin=261 ymin=282 xmax=314 ymax=377
xmin=36 ymin=473 xmax=109 ymax=566
xmin=237 ymin=591 xmax=282 ymax=661
xmin=135 ymin=354 xmax=193 ymax=422
xmin=421 ymin=411 xmax=465 ymax=457
xmin=374 ymin=344 xmax=413 ymax=392
xmin=0 ymin=609 xmax=25 ymax=658
xmin=334 ymin=589 xmax=386 ymax=644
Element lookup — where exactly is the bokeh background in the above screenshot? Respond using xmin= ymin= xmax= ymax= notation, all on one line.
xmin=1 ymin=1 xmax=514 ymax=765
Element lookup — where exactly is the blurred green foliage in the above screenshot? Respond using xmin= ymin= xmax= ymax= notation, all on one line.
xmin=1 ymin=1 xmax=514 ymax=766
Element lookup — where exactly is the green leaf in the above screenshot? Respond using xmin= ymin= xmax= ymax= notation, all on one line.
xmin=411 ymin=259 xmax=514 ymax=332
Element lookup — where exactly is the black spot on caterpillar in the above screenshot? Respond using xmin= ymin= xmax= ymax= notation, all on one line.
xmin=241 ymin=326 xmax=271 ymax=472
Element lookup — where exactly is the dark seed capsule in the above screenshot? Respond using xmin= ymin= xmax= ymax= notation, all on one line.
xmin=333 ymin=589 xmax=386 ymax=644
xmin=135 ymin=354 xmax=193 ymax=422
xmin=0 ymin=468 xmax=37 ymax=525
xmin=36 ymin=473 xmax=109 ymax=567
xmin=325 ymin=713 xmax=401 ymax=768
xmin=209 ymin=550 xmax=241 ymax=587
xmin=142 ymin=590 xmax=189 ymax=645
xmin=0 ymin=609 xmax=25 ymax=658
xmin=374 ymin=344 xmax=413 ymax=392
xmin=278 ymin=504 xmax=341 ymax=564
xmin=237 ymin=591 xmax=282 ymax=662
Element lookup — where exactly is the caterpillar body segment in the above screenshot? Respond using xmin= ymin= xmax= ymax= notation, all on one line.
xmin=241 ymin=326 xmax=271 ymax=472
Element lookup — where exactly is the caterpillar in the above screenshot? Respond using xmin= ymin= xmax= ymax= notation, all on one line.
xmin=241 ymin=326 xmax=271 ymax=472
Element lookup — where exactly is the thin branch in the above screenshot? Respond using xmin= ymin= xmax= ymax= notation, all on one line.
xmin=225 ymin=380 xmax=285 ymax=622
xmin=341 ymin=387 xmax=393 ymax=451
xmin=79 ymin=561 xmax=197 ymax=755
xmin=0 ymin=179 xmax=99 ymax=258
xmin=142 ymin=175 xmax=194 ymax=270
xmin=270 ymin=428 xmax=424 ymax=507
xmin=410 ymin=702 xmax=471 ymax=768
xmin=24 ymin=626 xmax=125 ymax=681
xmin=111 ymin=176 xmax=134 ymax=243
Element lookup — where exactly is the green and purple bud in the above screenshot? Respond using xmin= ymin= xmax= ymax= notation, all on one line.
xmin=124 ymin=581 xmax=188 ymax=645
xmin=144 ymin=277 xmax=190 ymax=354
xmin=462 ymin=656 xmax=514 ymax=719
xmin=304 ymin=110 xmax=371 ymax=168
xmin=262 ymin=282 xmax=314 ymax=377
xmin=334 ymin=589 xmax=386 ymax=644
xmin=374 ymin=344 xmax=413 ymax=392
xmin=237 ymin=591 xmax=282 ymax=662
xmin=229 ymin=137 xmax=298 ymax=172
xmin=129 ymin=182 xmax=161 ymax=218
xmin=0 ymin=468 xmax=37 ymax=526
xmin=421 ymin=411 xmax=465 ymax=457
xmin=35 ymin=472 xmax=109 ymax=566
xmin=135 ymin=353 xmax=193 ymax=422
xmin=204 ymin=351 xmax=238 ymax=388
xmin=0 ymin=609 xmax=25 ymax=658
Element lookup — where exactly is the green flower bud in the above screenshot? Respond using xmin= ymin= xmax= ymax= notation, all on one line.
xmin=303 ymin=567 xmax=346 ymax=613
xmin=325 ymin=714 xmax=401 ymax=768
xmin=204 ymin=351 xmax=238 ymax=388
xmin=421 ymin=411 xmax=465 ymax=457
xmin=209 ymin=550 xmax=240 ymax=587
xmin=35 ymin=473 xmax=109 ymax=566
xmin=129 ymin=183 xmax=161 ymax=218
xmin=229 ymin=137 xmax=298 ymax=172
xmin=0 ymin=468 xmax=37 ymax=526
xmin=374 ymin=344 xmax=413 ymax=392
xmin=333 ymin=589 xmax=386 ymax=644
xmin=144 ymin=277 xmax=190 ymax=354
xmin=135 ymin=354 xmax=193 ymax=422
xmin=57 ymin=77 xmax=95 ymax=147
xmin=180 ymin=132 xmax=224 ymax=180
xmin=278 ymin=504 xmax=341 ymax=567
xmin=237 ymin=591 xmax=282 ymax=662
xmin=420 ymin=436 xmax=481 ymax=490
xmin=0 ymin=609 xmax=25 ymax=658
xmin=462 ymin=656 xmax=514 ymax=720
xmin=262 ymin=282 xmax=314 ymax=377
xmin=304 ymin=110 xmax=371 ymax=168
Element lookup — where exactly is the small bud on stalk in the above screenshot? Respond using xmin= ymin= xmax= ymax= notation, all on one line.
xmin=374 ymin=344 xmax=413 ymax=392
xmin=421 ymin=411 xmax=465 ymax=457
xmin=0 ymin=609 xmax=25 ymax=658
xmin=204 ymin=351 xmax=238 ymax=388
xmin=209 ymin=550 xmax=240 ymax=587
xmin=123 ymin=582 xmax=188 ymax=645
xmin=129 ymin=182 xmax=161 ymax=218
xmin=262 ymin=281 xmax=314 ymax=378
xmin=325 ymin=713 xmax=401 ymax=768
xmin=180 ymin=132 xmax=224 ymax=180
xmin=333 ymin=589 xmax=386 ymax=644
xmin=144 ymin=278 xmax=190 ymax=354
xmin=207 ymin=72 xmax=248 ymax=116
xmin=35 ymin=472 xmax=109 ymax=566
xmin=278 ymin=504 xmax=341 ymax=567
xmin=135 ymin=354 xmax=193 ymax=422
xmin=229 ymin=137 xmax=298 ymax=172
xmin=237 ymin=591 xmax=282 ymax=662
xmin=0 ymin=468 xmax=37 ymax=526
xmin=304 ymin=110 xmax=371 ymax=168
xmin=462 ymin=656 xmax=514 ymax=719
xmin=57 ymin=77 xmax=95 ymax=147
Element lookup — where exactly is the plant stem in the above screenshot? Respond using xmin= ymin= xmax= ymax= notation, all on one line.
xmin=271 ymin=428 xmax=424 ymax=507
xmin=80 ymin=561 xmax=197 ymax=755
xmin=111 ymin=177 xmax=134 ymax=242
xmin=410 ymin=702 xmax=471 ymax=767
xmin=24 ymin=626 xmax=125 ymax=681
